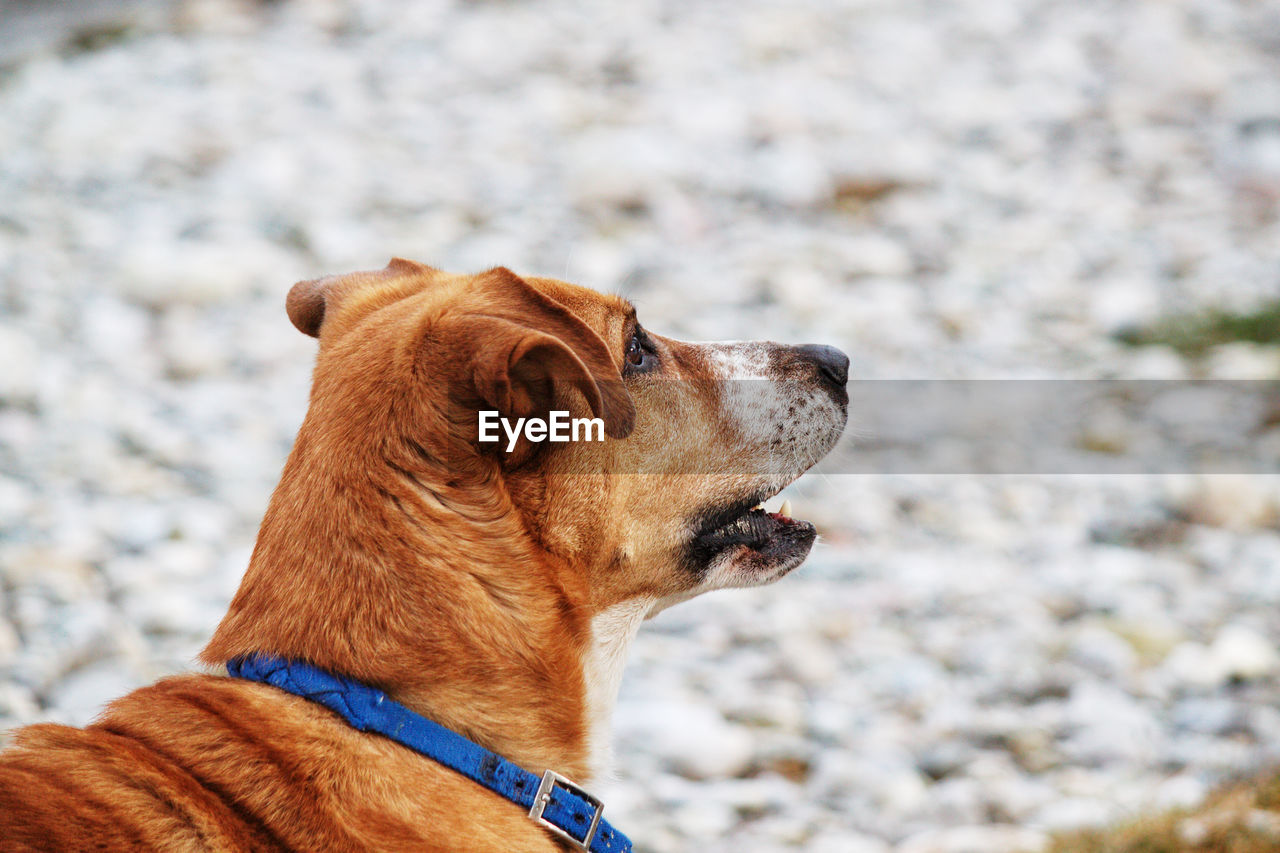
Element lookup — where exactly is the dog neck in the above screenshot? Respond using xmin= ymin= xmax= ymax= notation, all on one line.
xmin=583 ymin=598 xmax=652 ymax=780
xmin=202 ymin=446 xmax=606 ymax=782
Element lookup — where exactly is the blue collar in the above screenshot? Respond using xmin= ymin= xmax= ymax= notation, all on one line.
xmin=227 ymin=654 xmax=632 ymax=852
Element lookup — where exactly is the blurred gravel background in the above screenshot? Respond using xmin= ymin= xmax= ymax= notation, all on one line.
xmin=1 ymin=1 xmax=1279 ymax=850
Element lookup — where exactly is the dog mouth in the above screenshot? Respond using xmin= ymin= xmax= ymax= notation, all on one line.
xmin=688 ymin=491 xmax=818 ymax=576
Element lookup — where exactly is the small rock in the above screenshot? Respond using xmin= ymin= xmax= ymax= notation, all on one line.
xmin=0 ymin=614 xmax=20 ymax=667
xmin=1171 ymin=698 xmax=1244 ymax=736
xmin=776 ymin=634 xmax=839 ymax=685
xmin=1153 ymin=773 xmax=1208 ymax=811
xmin=1075 ymin=404 xmax=1132 ymax=456
xmin=159 ymin=305 xmax=230 ymax=379
xmin=1031 ymin=797 xmax=1115 ymax=831
xmin=1162 ymin=642 xmax=1224 ymax=690
xmin=0 ymin=326 xmax=41 ymax=405
xmin=1246 ymin=809 xmax=1280 ymax=838
xmin=1179 ymin=476 xmax=1278 ymax=531
xmin=1068 ymin=623 xmax=1138 ymax=678
xmin=917 ymin=739 xmax=977 ymax=782
xmin=1119 ymin=345 xmax=1190 ymax=380
xmin=750 ymin=140 xmax=832 ymax=208
xmin=1090 ymin=278 xmax=1160 ymax=332
xmin=1162 ymin=625 xmax=1279 ymax=688
xmin=897 ymin=825 xmax=1048 ymax=853
xmin=1211 ymin=624 xmax=1279 ymax=681
xmin=0 ymin=475 xmax=32 ymax=528
xmin=668 ymin=799 xmax=737 ymax=839
xmin=1062 ymin=681 xmax=1159 ymax=764
xmin=1179 ymin=816 xmax=1211 ymax=846
xmin=804 ymin=829 xmax=890 ymax=853
xmin=1204 ymin=343 xmax=1280 ymax=380
xmin=0 ymin=682 xmax=41 ymax=723
xmin=80 ymin=295 xmax=152 ymax=365
xmin=616 ymin=700 xmax=755 ymax=779
xmin=843 ymin=236 xmax=914 ymax=279
xmin=44 ymin=658 xmax=144 ymax=726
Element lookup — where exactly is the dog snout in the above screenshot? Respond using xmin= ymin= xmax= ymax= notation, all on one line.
xmin=792 ymin=344 xmax=849 ymax=390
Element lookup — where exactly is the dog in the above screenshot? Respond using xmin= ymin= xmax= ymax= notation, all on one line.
xmin=0 ymin=259 xmax=848 ymax=851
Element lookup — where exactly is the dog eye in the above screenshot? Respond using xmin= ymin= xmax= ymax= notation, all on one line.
xmin=624 ymin=328 xmax=657 ymax=374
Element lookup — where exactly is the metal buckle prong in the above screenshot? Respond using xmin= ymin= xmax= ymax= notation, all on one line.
xmin=528 ymin=769 xmax=603 ymax=851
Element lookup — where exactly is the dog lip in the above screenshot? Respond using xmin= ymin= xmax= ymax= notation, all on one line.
xmin=690 ymin=490 xmax=780 ymax=542
xmin=711 ymin=517 xmax=818 ymax=575
xmin=690 ymin=501 xmax=815 ymax=556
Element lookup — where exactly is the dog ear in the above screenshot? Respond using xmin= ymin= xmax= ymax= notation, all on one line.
xmin=460 ymin=269 xmax=635 ymax=439
xmin=286 ymin=258 xmax=435 ymax=338
xmin=286 ymin=276 xmax=332 ymax=337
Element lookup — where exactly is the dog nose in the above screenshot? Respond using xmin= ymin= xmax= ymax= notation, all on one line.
xmin=794 ymin=344 xmax=849 ymax=388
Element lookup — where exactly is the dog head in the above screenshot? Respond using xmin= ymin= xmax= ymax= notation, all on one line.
xmin=278 ymin=259 xmax=846 ymax=610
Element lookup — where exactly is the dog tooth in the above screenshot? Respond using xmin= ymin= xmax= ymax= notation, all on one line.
xmin=779 ymin=499 xmax=792 ymax=518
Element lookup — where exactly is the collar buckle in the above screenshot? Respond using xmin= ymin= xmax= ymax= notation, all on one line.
xmin=529 ymin=769 xmax=603 ymax=851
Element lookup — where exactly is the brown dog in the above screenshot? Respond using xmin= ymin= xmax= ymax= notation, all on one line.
xmin=0 ymin=260 xmax=848 ymax=851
